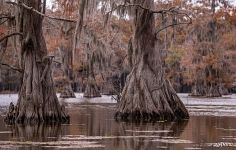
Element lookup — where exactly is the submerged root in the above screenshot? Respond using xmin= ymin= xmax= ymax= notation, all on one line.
xmin=4 ymin=104 xmax=70 ymax=125
xmin=115 ymin=111 xmax=176 ymax=122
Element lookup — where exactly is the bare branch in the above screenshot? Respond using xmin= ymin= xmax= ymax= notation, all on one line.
xmin=156 ymin=21 xmax=191 ymax=35
xmin=0 ymin=15 xmax=15 ymax=25
xmin=6 ymin=1 xmax=76 ymax=23
xmin=0 ymin=32 xmax=23 ymax=43
xmin=0 ymin=62 xmax=22 ymax=73
xmin=105 ymin=3 xmax=190 ymax=33
xmin=0 ymin=16 xmax=14 ymax=20
xmin=0 ymin=19 xmax=9 ymax=25
xmin=106 ymin=3 xmax=176 ymax=15
xmin=53 ymin=60 xmax=62 ymax=64
xmin=155 ymin=11 xmax=192 ymax=35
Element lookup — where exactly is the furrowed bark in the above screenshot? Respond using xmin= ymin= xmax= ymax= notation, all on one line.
xmin=115 ymin=0 xmax=189 ymax=122
xmin=4 ymin=0 xmax=69 ymax=125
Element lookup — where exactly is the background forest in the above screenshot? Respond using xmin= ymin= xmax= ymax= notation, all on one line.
xmin=0 ymin=0 xmax=236 ymax=97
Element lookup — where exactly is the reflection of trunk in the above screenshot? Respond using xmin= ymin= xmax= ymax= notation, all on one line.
xmin=5 ymin=0 xmax=69 ymax=124
xmin=167 ymin=121 xmax=188 ymax=137
xmin=118 ymin=120 xmax=188 ymax=150
xmin=115 ymin=0 xmax=189 ymax=122
xmin=9 ymin=123 xmax=61 ymax=141
xmin=84 ymin=57 xmax=101 ymax=98
xmin=59 ymin=47 xmax=75 ymax=98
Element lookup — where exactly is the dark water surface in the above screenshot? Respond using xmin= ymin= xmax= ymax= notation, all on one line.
xmin=0 ymin=94 xmax=236 ymax=150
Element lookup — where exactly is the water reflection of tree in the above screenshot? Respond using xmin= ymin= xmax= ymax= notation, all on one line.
xmin=8 ymin=123 xmax=65 ymax=142
xmin=74 ymin=105 xmax=188 ymax=149
xmin=111 ymin=121 xmax=188 ymax=150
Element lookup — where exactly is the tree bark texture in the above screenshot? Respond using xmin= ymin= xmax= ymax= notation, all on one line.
xmin=115 ymin=0 xmax=189 ymax=122
xmin=5 ymin=0 xmax=69 ymax=124
xmin=83 ymin=57 xmax=101 ymax=98
xmin=59 ymin=46 xmax=75 ymax=98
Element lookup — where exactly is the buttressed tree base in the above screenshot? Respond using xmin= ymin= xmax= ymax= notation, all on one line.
xmin=4 ymin=0 xmax=69 ymax=124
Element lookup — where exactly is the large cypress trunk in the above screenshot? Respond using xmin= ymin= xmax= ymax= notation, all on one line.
xmin=115 ymin=0 xmax=189 ymax=122
xmin=5 ymin=0 xmax=69 ymax=124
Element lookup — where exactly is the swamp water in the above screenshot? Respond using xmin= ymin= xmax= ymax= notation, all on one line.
xmin=0 ymin=94 xmax=236 ymax=149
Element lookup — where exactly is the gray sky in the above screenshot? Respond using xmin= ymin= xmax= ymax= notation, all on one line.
xmin=46 ymin=0 xmax=53 ymax=9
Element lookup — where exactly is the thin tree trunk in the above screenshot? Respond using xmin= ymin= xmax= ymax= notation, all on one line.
xmin=59 ymin=46 xmax=75 ymax=98
xmin=72 ymin=0 xmax=86 ymax=69
xmin=5 ymin=0 xmax=69 ymax=124
xmin=115 ymin=0 xmax=189 ymax=122
xmin=84 ymin=56 xmax=101 ymax=98
xmin=191 ymin=82 xmax=206 ymax=96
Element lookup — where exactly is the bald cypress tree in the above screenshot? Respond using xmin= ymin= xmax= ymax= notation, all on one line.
xmin=115 ymin=0 xmax=189 ymax=121
xmin=4 ymin=0 xmax=69 ymax=124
